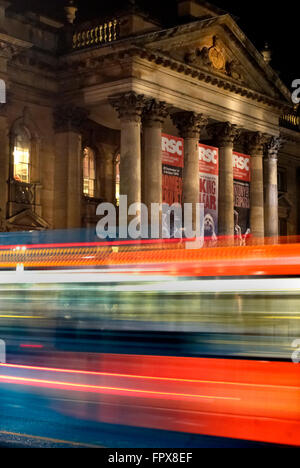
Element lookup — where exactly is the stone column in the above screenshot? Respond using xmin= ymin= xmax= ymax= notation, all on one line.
xmin=142 ymin=99 xmax=168 ymax=225
xmin=103 ymin=152 xmax=115 ymax=204
xmin=110 ymin=92 xmax=146 ymax=212
xmin=245 ymin=132 xmax=268 ymax=239
xmin=53 ymin=105 xmax=88 ymax=229
xmin=0 ymin=104 xmax=9 ymax=230
xmin=264 ymin=136 xmax=282 ymax=240
xmin=208 ymin=122 xmax=240 ymax=237
xmin=172 ymin=111 xmax=208 ymax=231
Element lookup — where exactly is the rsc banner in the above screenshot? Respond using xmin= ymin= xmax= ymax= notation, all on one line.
xmin=162 ymin=133 xmax=184 ymax=205
xmin=233 ymin=152 xmax=251 ymax=238
xmin=199 ymin=143 xmax=219 ymax=239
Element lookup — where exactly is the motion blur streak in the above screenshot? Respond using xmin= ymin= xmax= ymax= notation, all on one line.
xmin=0 ymin=362 xmax=298 ymax=389
xmin=0 ymin=355 xmax=299 ymax=446
xmin=0 ymin=374 xmax=239 ymax=400
xmin=0 ymin=236 xmax=300 ymax=447
xmin=19 ymin=345 xmax=44 ymax=349
xmin=2 ymin=237 xmax=300 ymax=277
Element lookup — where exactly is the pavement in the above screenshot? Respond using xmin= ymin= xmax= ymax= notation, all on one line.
xmin=0 ymin=384 xmax=291 ymax=448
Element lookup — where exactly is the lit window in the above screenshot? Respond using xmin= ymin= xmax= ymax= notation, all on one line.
xmin=13 ymin=128 xmax=30 ymax=183
xmin=83 ymin=147 xmax=96 ymax=197
xmin=115 ymin=153 xmax=120 ymax=206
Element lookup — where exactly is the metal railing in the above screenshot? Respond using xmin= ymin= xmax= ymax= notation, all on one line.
xmin=9 ymin=179 xmax=36 ymax=205
xmin=280 ymin=113 xmax=300 ymax=132
xmin=72 ymin=19 xmax=120 ymax=50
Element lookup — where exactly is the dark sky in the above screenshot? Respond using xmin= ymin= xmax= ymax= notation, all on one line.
xmin=9 ymin=0 xmax=299 ymax=87
xmin=213 ymin=1 xmax=299 ymax=88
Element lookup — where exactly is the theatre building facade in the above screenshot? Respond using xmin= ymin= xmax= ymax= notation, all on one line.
xmin=0 ymin=0 xmax=299 ymax=239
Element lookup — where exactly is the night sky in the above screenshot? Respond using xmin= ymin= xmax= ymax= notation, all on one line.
xmin=9 ymin=0 xmax=299 ymax=88
xmin=212 ymin=0 xmax=299 ymax=88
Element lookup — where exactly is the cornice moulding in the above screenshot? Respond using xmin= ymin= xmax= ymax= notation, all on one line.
xmin=0 ymin=31 xmax=32 ymax=50
xmin=65 ymin=13 xmax=292 ymax=109
xmin=61 ymin=46 xmax=291 ymax=113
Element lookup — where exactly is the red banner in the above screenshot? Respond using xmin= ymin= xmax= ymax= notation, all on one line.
xmin=233 ymin=152 xmax=251 ymax=239
xmin=162 ymin=133 xmax=184 ymax=205
xmin=199 ymin=144 xmax=219 ymax=237
xmin=233 ymin=152 xmax=251 ymax=182
xmin=199 ymin=144 xmax=219 ymax=176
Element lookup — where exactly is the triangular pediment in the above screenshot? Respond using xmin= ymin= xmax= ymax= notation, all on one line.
xmin=6 ymin=209 xmax=49 ymax=232
xmin=141 ymin=14 xmax=291 ymax=105
xmin=279 ymin=194 xmax=292 ymax=209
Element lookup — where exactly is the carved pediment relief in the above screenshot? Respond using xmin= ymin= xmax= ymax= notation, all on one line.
xmin=185 ymin=36 xmax=224 ymax=68
xmin=181 ymin=35 xmax=245 ymax=84
xmin=6 ymin=209 xmax=49 ymax=232
xmin=144 ymin=16 xmax=291 ymax=101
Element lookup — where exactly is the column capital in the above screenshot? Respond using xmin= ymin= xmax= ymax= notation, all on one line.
xmin=243 ymin=131 xmax=269 ymax=154
xmin=142 ymin=99 xmax=168 ymax=128
xmin=171 ymin=111 xmax=208 ymax=139
xmin=53 ymin=105 xmax=89 ymax=133
xmin=207 ymin=122 xmax=241 ymax=147
xmin=109 ymin=91 xmax=146 ymax=123
xmin=264 ymin=136 xmax=283 ymax=160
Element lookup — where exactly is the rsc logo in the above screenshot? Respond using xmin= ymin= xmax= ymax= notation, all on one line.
xmin=199 ymin=147 xmax=218 ymax=165
xmin=162 ymin=136 xmax=183 ymax=156
xmin=233 ymin=154 xmax=250 ymax=172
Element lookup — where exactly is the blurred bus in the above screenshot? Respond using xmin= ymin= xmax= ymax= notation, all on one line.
xmin=0 ymin=232 xmax=299 ymax=364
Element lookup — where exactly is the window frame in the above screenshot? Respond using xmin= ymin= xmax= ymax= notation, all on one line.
xmin=115 ymin=153 xmax=120 ymax=206
xmin=83 ymin=146 xmax=96 ymax=198
xmin=12 ymin=125 xmax=31 ymax=184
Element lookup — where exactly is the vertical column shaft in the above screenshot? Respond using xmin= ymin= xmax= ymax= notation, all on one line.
xmin=66 ymin=132 xmax=82 ymax=228
xmin=182 ymin=137 xmax=201 ymax=207
xmin=246 ymin=132 xmax=267 ymax=239
xmin=120 ymin=119 xmax=141 ymax=207
xmin=208 ymin=122 xmax=241 ymax=237
xmin=143 ymin=100 xmax=168 ymax=226
xmin=53 ymin=105 xmax=88 ymax=229
xmin=219 ymin=144 xmax=234 ymax=236
xmin=172 ymin=111 xmax=208 ymax=231
xmin=110 ymin=92 xmax=146 ymax=211
xmin=0 ymin=107 xmax=8 ymax=227
xmin=264 ymin=136 xmax=282 ymax=239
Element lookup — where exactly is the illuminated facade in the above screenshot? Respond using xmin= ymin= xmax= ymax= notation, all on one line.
xmin=0 ymin=0 xmax=299 ymax=236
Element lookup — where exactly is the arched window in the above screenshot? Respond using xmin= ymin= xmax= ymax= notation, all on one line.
xmin=13 ymin=126 xmax=31 ymax=183
xmin=115 ymin=153 xmax=120 ymax=206
xmin=83 ymin=147 xmax=96 ymax=197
